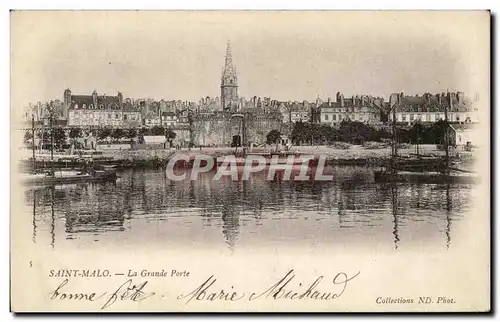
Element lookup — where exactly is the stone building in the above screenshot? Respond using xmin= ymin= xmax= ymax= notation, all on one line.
xmin=315 ymin=93 xmax=384 ymax=125
xmin=279 ymin=101 xmax=311 ymax=123
xmin=191 ymin=110 xmax=282 ymax=147
xmin=387 ymin=92 xmax=479 ymax=124
xmin=65 ymin=89 xmax=141 ymax=128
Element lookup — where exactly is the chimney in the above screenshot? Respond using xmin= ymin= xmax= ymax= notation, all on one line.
xmin=449 ymin=92 xmax=458 ymax=109
xmin=64 ymin=89 xmax=72 ymax=107
xmin=327 ymin=98 xmax=331 ymax=107
xmin=457 ymin=91 xmax=464 ymax=104
xmin=92 ymin=90 xmax=98 ymax=108
xmin=117 ymin=91 xmax=123 ymax=107
xmin=389 ymin=93 xmax=397 ymax=107
xmin=438 ymin=93 xmax=444 ymax=106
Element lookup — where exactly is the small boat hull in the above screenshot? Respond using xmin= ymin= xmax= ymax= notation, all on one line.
xmin=23 ymin=171 xmax=118 ymax=186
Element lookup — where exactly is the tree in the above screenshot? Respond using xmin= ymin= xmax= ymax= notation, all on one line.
xmin=151 ymin=125 xmax=165 ymax=136
xmin=409 ymin=122 xmax=424 ymax=144
xmin=69 ymin=128 xmax=82 ymax=139
xmin=266 ymin=129 xmax=281 ymax=145
xmin=23 ymin=130 xmax=32 ymax=143
xmin=318 ymin=124 xmax=339 ymax=144
xmin=138 ymin=127 xmax=147 ymax=136
xmin=36 ymin=129 xmax=45 ymax=140
xmin=338 ymin=121 xmax=377 ymax=145
xmin=291 ymin=121 xmax=309 ymax=145
xmin=97 ymin=128 xmax=112 ymax=141
xmin=136 ymin=127 xmax=147 ymax=144
xmin=397 ymin=127 xmax=412 ymax=144
xmin=126 ymin=128 xmax=137 ymax=139
xmin=165 ymin=128 xmax=177 ymax=148
xmin=69 ymin=128 xmax=82 ymax=148
xmin=111 ymin=128 xmax=125 ymax=141
xmin=429 ymin=120 xmax=448 ymax=144
xmin=124 ymin=128 xmax=137 ymax=145
xmin=52 ymin=128 xmax=67 ymax=150
xmin=375 ymin=128 xmax=392 ymax=142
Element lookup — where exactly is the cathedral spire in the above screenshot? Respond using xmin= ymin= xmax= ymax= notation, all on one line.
xmin=221 ymin=40 xmax=238 ymax=111
xmin=223 ymin=40 xmax=236 ymax=77
xmin=225 ymin=40 xmax=232 ymax=66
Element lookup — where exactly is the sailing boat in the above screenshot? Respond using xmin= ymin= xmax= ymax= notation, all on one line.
xmin=23 ymin=115 xmax=118 ymax=186
xmin=374 ymin=98 xmax=477 ymax=184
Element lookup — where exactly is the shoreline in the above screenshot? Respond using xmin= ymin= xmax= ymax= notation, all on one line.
xmin=19 ymin=144 xmax=476 ymax=173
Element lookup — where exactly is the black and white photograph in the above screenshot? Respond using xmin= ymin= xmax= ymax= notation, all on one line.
xmin=10 ymin=10 xmax=491 ymax=312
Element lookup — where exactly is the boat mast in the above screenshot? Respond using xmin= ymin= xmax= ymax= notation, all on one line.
xmin=444 ymin=97 xmax=449 ymax=175
xmin=391 ymin=103 xmax=398 ymax=175
xmin=50 ymin=111 xmax=54 ymax=161
xmin=31 ymin=114 xmax=35 ymax=172
xmin=416 ymin=122 xmax=420 ymax=157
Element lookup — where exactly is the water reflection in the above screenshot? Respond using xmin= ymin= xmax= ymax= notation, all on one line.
xmin=446 ymin=184 xmax=452 ymax=249
xmin=25 ymin=167 xmax=472 ymax=251
xmin=391 ymin=184 xmax=400 ymax=250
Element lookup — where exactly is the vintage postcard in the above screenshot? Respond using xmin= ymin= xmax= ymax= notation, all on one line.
xmin=10 ymin=11 xmax=490 ymax=312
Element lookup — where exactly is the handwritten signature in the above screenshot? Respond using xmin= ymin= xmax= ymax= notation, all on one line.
xmin=177 ymin=269 xmax=360 ymax=304
xmin=48 ymin=269 xmax=360 ymax=309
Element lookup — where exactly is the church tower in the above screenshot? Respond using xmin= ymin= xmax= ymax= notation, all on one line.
xmin=221 ymin=40 xmax=238 ymax=111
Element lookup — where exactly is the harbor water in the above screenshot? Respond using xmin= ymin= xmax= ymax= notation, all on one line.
xmin=24 ymin=166 xmax=476 ymax=252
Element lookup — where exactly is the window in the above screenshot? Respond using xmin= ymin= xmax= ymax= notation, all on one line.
xmin=123 ymin=114 xmax=128 ymax=120
xmin=107 ymin=113 xmax=111 ymax=119
xmin=332 ymin=114 xmax=336 ymax=121
xmin=436 ymin=114 xmax=440 ymax=121
xmin=410 ymin=114 xmax=414 ymax=121
xmin=402 ymin=114 xmax=407 ymax=122
xmin=359 ymin=115 xmax=363 ymax=121
xmin=456 ymin=116 xmax=460 ymax=121
xmin=426 ymin=114 xmax=431 ymax=121
xmin=325 ymin=114 xmax=329 ymax=121
xmin=115 ymin=113 xmax=119 ymax=119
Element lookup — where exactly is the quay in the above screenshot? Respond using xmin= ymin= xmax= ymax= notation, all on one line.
xmin=19 ymin=144 xmax=474 ymax=173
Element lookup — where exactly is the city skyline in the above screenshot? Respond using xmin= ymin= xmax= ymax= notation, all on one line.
xmin=12 ymin=11 xmax=488 ymax=106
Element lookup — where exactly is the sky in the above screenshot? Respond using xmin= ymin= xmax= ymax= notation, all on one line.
xmin=11 ymin=11 xmax=489 ymax=106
